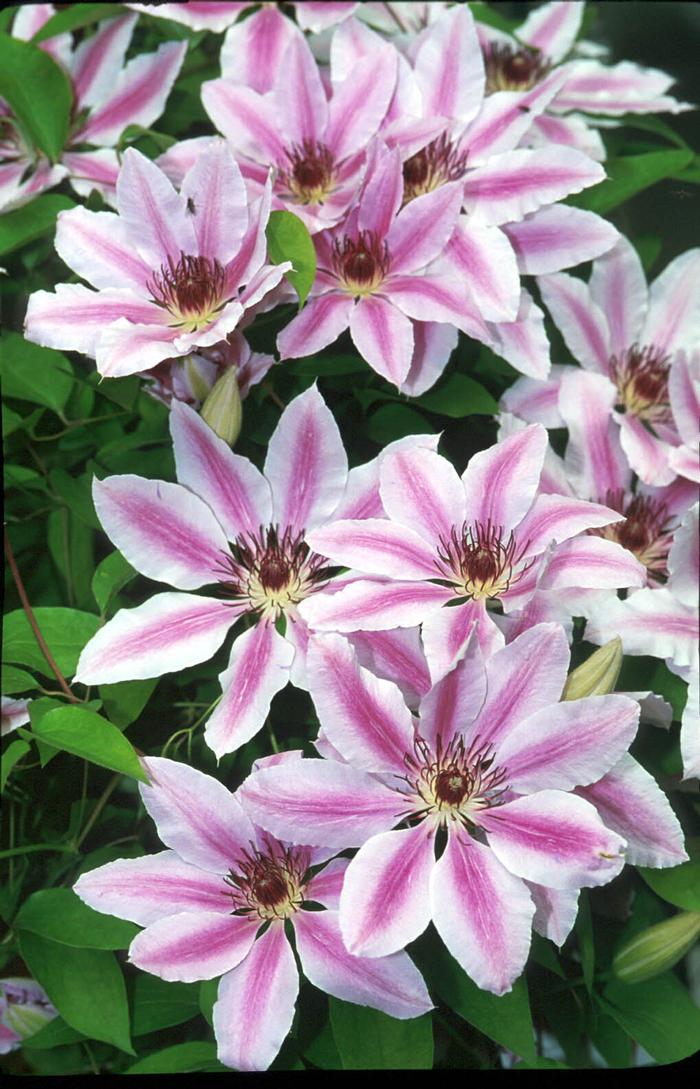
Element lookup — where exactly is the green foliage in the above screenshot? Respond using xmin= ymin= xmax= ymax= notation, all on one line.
xmin=30 ymin=704 xmax=150 ymax=782
xmin=2 ymin=608 xmax=100 ymax=676
xmin=0 ymin=333 xmax=75 ymax=413
xmin=30 ymin=3 xmax=124 ymax=42
xmin=124 ymin=1042 xmax=226 ymax=1074
xmin=0 ymin=194 xmax=76 ymax=255
xmin=0 ymin=34 xmax=73 ymax=161
xmin=15 ymin=888 xmax=139 ymax=949
xmin=569 ymin=149 xmax=693 ymax=214
xmin=329 ymin=1000 xmax=434 ymax=1069
xmin=266 ymin=210 xmax=317 ymax=307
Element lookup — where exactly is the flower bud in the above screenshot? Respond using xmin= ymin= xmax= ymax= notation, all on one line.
xmin=183 ymin=353 xmax=216 ymax=403
xmin=613 ymin=911 xmax=700 ymax=984
xmin=562 ymin=637 xmax=623 ymax=701
xmin=200 ymin=366 xmax=242 ymax=447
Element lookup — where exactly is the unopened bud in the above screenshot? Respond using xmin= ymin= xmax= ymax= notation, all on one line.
xmin=183 ymin=353 xmax=215 ymax=403
xmin=613 ymin=911 xmax=700 ymax=984
xmin=200 ymin=366 xmax=242 ymax=447
xmin=562 ymin=637 xmax=623 ymax=701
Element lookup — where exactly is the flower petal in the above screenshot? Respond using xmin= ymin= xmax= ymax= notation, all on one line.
xmin=380 ymin=446 xmax=465 ymax=549
xmin=586 ymin=587 xmax=698 ymax=669
xmin=421 ymin=598 xmax=499 ymax=686
xmin=413 ymin=4 xmax=484 ymax=125
xmin=480 ymin=790 xmax=626 ymax=889
xmin=129 ymin=911 xmax=256 ymax=983
xmin=214 ymin=924 xmax=298 ymax=1072
xmin=418 ymin=637 xmax=487 ymax=752
xmin=180 ymin=139 xmax=248 ymax=265
xmin=299 ymin=579 xmax=451 ymax=633
xmin=116 ymin=147 xmax=196 ymax=267
xmin=538 ymin=270 xmax=611 ymax=373
xmin=339 ymin=823 xmax=436 ymax=956
xmin=277 ymin=292 xmax=353 ymax=360
xmin=431 ymin=829 xmax=534 ymax=995
xmin=443 ymin=218 xmax=520 ymax=323
xmin=74 ymin=850 xmax=232 ymax=926
xmin=264 ymin=384 xmax=348 ymax=534
xmin=205 ymin=623 xmax=294 ymax=759
xmin=460 ymin=423 xmax=547 ymax=535
xmin=325 ymin=50 xmax=397 ymax=162
xmin=240 ymin=760 xmax=404 ymax=848
xmin=92 ymin=475 xmax=230 ymax=589
xmin=307 ymin=518 xmax=437 ymax=579
xmin=349 ymin=295 xmax=414 ymax=387
xmin=74 ymin=593 xmax=238 ymax=685
xmin=540 ymin=536 xmax=646 ymax=591
xmin=527 ymin=882 xmax=580 ymax=947
xmin=517 ymin=0 xmax=583 ymax=62
xmin=272 ymin=33 xmax=327 ymax=147
xmin=558 ymin=369 xmax=630 ymax=497
xmin=24 ymin=284 xmax=163 ymax=358
xmin=202 ymin=80 xmax=286 ymax=164
xmin=516 ymin=492 xmax=624 ymax=559
xmin=294 ymin=909 xmax=433 ymax=1018
xmin=220 ymin=6 xmax=301 ymax=93
xmin=387 ymin=182 xmax=464 ymax=276
xmin=54 ymin=205 xmax=152 ymax=291
xmin=350 ymin=627 xmax=432 ymax=706
xmin=588 ymin=236 xmax=648 ymax=356
xmin=503 ymin=205 xmax=619 ymax=276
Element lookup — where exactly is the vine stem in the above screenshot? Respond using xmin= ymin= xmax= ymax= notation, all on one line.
xmin=4 ymin=526 xmax=79 ymax=703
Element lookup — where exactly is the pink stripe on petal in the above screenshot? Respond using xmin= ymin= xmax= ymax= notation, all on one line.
xmin=299 ymin=579 xmax=451 ymax=634
xmin=503 ymin=205 xmax=619 ymax=276
xmin=202 ymin=80 xmax=286 ymax=164
xmin=24 ymin=284 xmax=163 ymax=358
xmin=357 ymin=143 xmax=403 ymax=239
xmin=273 ymin=33 xmax=327 ymax=146
xmin=419 ymin=638 xmax=487 ymax=751
xmin=54 ymin=206 xmax=151 ymax=292
xmin=541 ymin=536 xmax=646 ymax=591
xmin=443 ymin=218 xmax=520 ymax=323
xmin=461 ymin=423 xmax=547 ymax=535
xmin=240 ymin=760 xmax=404 ymax=848
xmin=93 ymin=475 xmax=230 ymax=589
xmin=586 ymin=588 xmax=698 ymax=669
xmin=538 ymin=271 xmax=611 ymax=373
xmin=498 ymin=694 xmax=639 ymax=794
xmin=481 ymin=791 xmax=626 ymax=889
xmin=277 ymin=292 xmax=352 ymax=360
xmin=307 ymin=633 xmax=415 ymax=775
xmin=618 ymin=414 xmax=675 ymax=487
xmin=72 ymin=15 xmax=136 ymax=109
xmin=214 ymin=924 xmax=298 ymax=1072
xmin=517 ymin=0 xmax=583 ymax=62
xmin=326 ymin=50 xmax=397 ymax=162
xmin=576 ymin=753 xmax=687 ymax=868
xmin=559 ymin=369 xmax=630 ymax=497
xmin=350 ymin=627 xmax=432 ymax=705
xmin=473 ymin=623 xmax=571 ymax=747
xmin=466 ymin=70 xmax=568 ymax=164
xmin=431 ymin=829 xmax=534 ymax=995
xmin=74 ymin=850 xmax=232 ymax=926
xmin=339 ymin=823 xmax=435 ymax=956
xmin=588 ymin=236 xmax=647 ymax=357
xmin=294 ymin=909 xmax=433 ymax=1019
xmin=74 ymin=592 xmax=238 ymax=685
xmin=414 ymin=4 xmax=484 ymax=125
xmin=349 ymin=295 xmax=414 ymax=387
xmin=129 ymin=910 xmax=256 ymax=983
xmin=264 ymin=384 xmax=348 ymax=534
xmin=170 ymin=401 xmax=271 ymax=540
xmin=305 ymin=857 xmax=350 ymax=909
xmin=421 ymin=598 xmax=493 ymax=686
xmin=379 ymin=447 xmax=465 ymax=549
xmin=644 ymin=248 xmax=700 ymax=355
xmin=77 ymin=41 xmax=186 ymax=147
xmin=96 ymin=320 xmax=184 ymax=379
xmin=116 ymin=148 xmax=195 ymax=267
xmin=387 ymin=182 xmax=464 ymax=276
xmin=221 ymin=7 xmax=301 ymax=93
xmin=386 ymin=275 xmax=489 ymax=339
xmin=140 ymin=756 xmax=256 ymax=873
xmin=517 ymin=493 xmax=624 ymax=559
xmin=180 ymin=140 xmax=248 ymax=265
xmin=501 ymin=370 xmax=566 ymax=429
xmin=205 ymin=623 xmax=294 ymax=759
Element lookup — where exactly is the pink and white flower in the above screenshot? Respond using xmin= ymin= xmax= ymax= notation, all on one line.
xmin=241 ymin=626 xmax=685 ymax=993
xmin=1 ymin=697 xmax=30 ymax=738
xmin=75 ymin=757 xmax=432 ymax=1071
xmin=587 ymin=503 xmax=700 ymax=780
xmin=534 ymin=238 xmax=700 ymax=485
xmin=476 ymin=1 xmax=691 ymax=160
xmin=143 ymin=333 xmax=275 ymax=410
xmin=0 ymin=978 xmax=57 ymax=1054
xmin=74 ymin=385 xmax=437 ymax=757
xmin=299 ymin=425 xmax=646 ymax=682
xmin=24 ymin=141 xmax=287 ymax=379
xmin=1 ymin=8 xmax=186 ymax=211
xmin=128 ymin=2 xmax=357 ymax=35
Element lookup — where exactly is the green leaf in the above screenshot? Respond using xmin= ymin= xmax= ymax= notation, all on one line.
xmin=0 ymin=332 xmax=74 ymax=413
xmin=416 ymin=373 xmax=498 ymax=417
xmin=1 ymin=663 xmax=35 ymax=694
xmin=638 ymin=860 xmax=700 ymax=912
xmin=291 ymin=353 xmax=367 ymax=377
xmin=670 ymin=154 xmax=700 ymax=185
xmin=266 ymin=209 xmax=316 ymax=307
xmin=569 ymin=149 xmax=693 ymax=214
xmin=601 ymin=972 xmax=700 ymax=1064
xmin=2 ymin=607 xmax=100 ymax=676
xmin=576 ymin=891 xmax=595 ymax=996
xmin=125 ymin=1042 xmax=225 ymax=1074
xmin=589 ymin=1008 xmax=633 ymax=1068
xmin=22 ymin=1016 xmax=86 ymax=1050
xmin=31 ymin=3 xmax=124 ymax=42
xmin=365 ymin=404 xmax=433 ymax=444
xmin=329 ymin=999 xmax=433 ymax=1070
xmin=0 ymin=739 xmax=30 ymax=790
xmin=18 ymin=930 xmax=134 ymax=1054
xmin=0 ymin=193 xmax=75 ymax=255
xmin=92 ymin=550 xmax=137 ymax=612
xmin=49 ymin=469 xmax=99 ymax=527
xmin=415 ymin=932 xmax=537 ymax=1062
xmin=15 ymin=888 xmax=139 ymax=949
xmin=131 ymin=976 xmax=200 ymax=1037
xmin=198 ymin=977 xmax=217 ymax=1027
xmin=0 ymin=34 xmax=72 ymax=161
xmin=100 ymin=677 xmax=158 ymax=729
xmin=31 ymin=704 xmax=149 ymax=782
xmin=469 ymin=1 xmax=519 ymax=33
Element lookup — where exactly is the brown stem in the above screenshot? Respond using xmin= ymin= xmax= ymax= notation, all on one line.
xmin=262 ymin=380 xmax=286 ymax=412
xmin=4 ymin=526 xmax=79 ymax=702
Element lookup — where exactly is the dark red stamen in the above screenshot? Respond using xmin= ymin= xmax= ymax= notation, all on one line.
xmin=278 ymin=139 xmax=335 ymax=204
xmin=483 ymin=42 xmax=552 ymax=93
xmin=402 ymin=133 xmax=469 ymax=202
xmin=332 ymin=230 xmax=390 ymax=293
xmin=149 ymin=252 xmax=226 ymax=321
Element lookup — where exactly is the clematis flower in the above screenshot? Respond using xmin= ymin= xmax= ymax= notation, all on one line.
xmin=201 ymin=20 xmax=399 ymax=233
xmin=74 ymin=384 xmax=438 ymax=756
xmin=475 ymin=1 xmax=691 ymax=160
xmin=1 ymin=697 xmax=30 ymax=737
xmin=298 ymin=424 xmax=646 ymax=682
xmin=24 ymin=141 xmax=287 ymax=379
xmin=587 ymin=503 xmax=700 ymax=780
xmin=128 ymin=2 xmax=357 ymax=35
xmin=534 ymin=238 xmax=700 ymax=485
xmin=1 ymin=8 xmax=185 ymax=211
xmin=143 ymin=333 xmax=275 ymax=411
xmin=0 ymin=978 xmax=57 ymax=1053
xmin=241 ymin=625 xmax=685 ymax=994
xmin=74 ymin=758 xmax=432 ymax=1072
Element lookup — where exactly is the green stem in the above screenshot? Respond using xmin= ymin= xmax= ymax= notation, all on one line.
xmin=0 ymin=843 xmax=76 ymax=860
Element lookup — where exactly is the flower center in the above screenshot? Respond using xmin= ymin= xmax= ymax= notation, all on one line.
xmin=333 ymin=230 xmax=390 ymax=297
xmin=224 ymin=839 xmax=309 ymax=921
xmin=149 ymin=252 xmax=227 ymax=332
xmin=401 ymin=733 xmax=509 ymax=827
xmin=435 ymin=520 xmax=530 ymax=601
xmin=278 ymin=140 xmax=336 ymax=205
xmin=610 ymin=343 xmax=672 ymax=424
xmin=402 ymin=134 xmax=469 ymax=203
xmin=592 ymin=489 xmax=675 ymax=583
xmin=217 ymin=524 xmax=333 ymax=620
xmin=483 ymin=42 xmax=552 ymax=93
